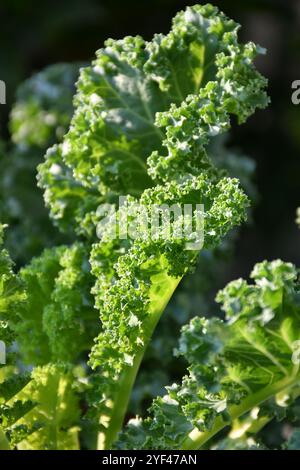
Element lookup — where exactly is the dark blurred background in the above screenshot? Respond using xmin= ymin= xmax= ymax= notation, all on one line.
xmin=0 ymin=0 xmax=299 ymax=279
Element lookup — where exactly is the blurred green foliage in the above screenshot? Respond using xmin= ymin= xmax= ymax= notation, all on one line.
xmin=0 ymin=64 xmax=81 ymax=265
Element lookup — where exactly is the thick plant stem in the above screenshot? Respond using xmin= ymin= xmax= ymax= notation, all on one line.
xmin=97 ymin=346 xmax=146 ymax=450
xmin=98 ymin=273 xmax=181 ymax=450
xmin=0 ymin=426 xmax=10 ymax=450
xmin=181 ymin=375 xmax=300 ymax=450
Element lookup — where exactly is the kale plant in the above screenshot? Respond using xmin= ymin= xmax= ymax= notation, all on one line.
xmin=1 ymin=4 xmax=300 ymax=451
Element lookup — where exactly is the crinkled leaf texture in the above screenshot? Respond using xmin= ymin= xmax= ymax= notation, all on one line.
xmin=118 ymin=261 xmax=300 ymax=450
xmin=0 ymin=228 xmax=82 ymax=449
xmin=17 ymin=243 xmax=97 ymax=364
xmin=0 ymin=225 xmax=30 ymax=449
xmin=38 ymin=3 xmax=268 ymax=236
xmin=37 ymin=3 xmax=269 ymax=449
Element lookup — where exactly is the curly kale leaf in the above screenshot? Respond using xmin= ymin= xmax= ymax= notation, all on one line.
xmin=0 ymin=225 xmax=30 ymax=449
xmin=38 ymin=3 xmax=268 ymax=236
xmin=37 ymin=4 xmax=268 ymax=449
xmin=16 ymin=243 xmax=98 ymax=365
xmin=118 ymin=260 xmax=300 ymax=449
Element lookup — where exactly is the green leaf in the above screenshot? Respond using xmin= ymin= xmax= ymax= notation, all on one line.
xmin=16 ymin=364 xmax=80 ymax=450
xmin=38 ymin=4 xmax=268 ymax=237
xmin=0 ymin=225 xmax=29 ymax=450
xmin=118 ymin=260 xmax=300 ymax=450
xmin=10 ymin=63 xmax=81 ymax=148
xmin=38 ymin=144 xmax=100 ymax=236
xmin=37 ymin=3 xmax=269 ymax=450
xmin=0 ymin=225 xmax=26 ymax=320
xmin=17 ymin=243 xmax=98 ymax=364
